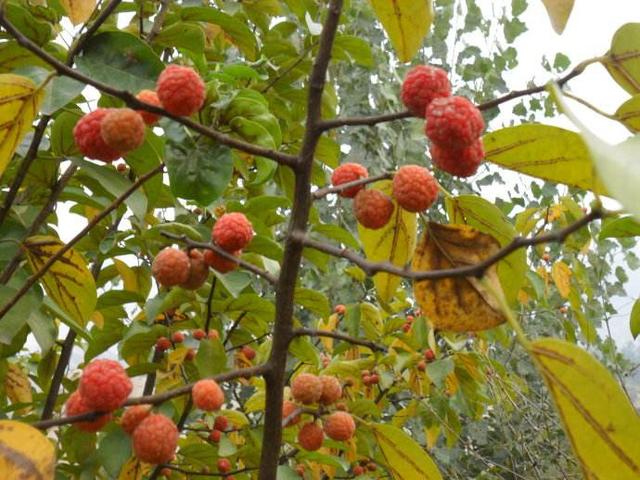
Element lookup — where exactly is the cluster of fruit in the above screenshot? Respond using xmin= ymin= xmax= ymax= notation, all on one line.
xmin=402 ymin=65 xmax=486 ymax=177
xmin=151 ymin=212 xmax=254 ymax=289
xmin=72 ymin=64 xmax=205 ymax=162
xmin=331 ymin=163 xmax=438 ymax=230
xmin=282 ymin=373 xmax=356 ymax=452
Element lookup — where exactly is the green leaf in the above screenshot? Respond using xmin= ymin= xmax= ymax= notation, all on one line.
xmin=294 ymin=288 xmax=330 ymax=317
xmin=540 ymin=0 xmax=575 ymax=34
xmin=615 ymin=94 xmax=640 ymax=132
xmin=195 ymin=339 xmax=227 ymax=378
xmin=606 ymin=23 xmax=640 ymax=95
xmin=372 ymin=423 xmax=443 ymax=479
xmin=166 ymin=139 xmax=233 ymax=206
xmin=97 ymin=428 xmax=131 ymax=478
xmin=153 ymin=22 xmax=205 ymax=54
xmin=358 ymin=181 xmax=417 ymax=303
xmin=0 ymin=285 xmax=41 ymax=345
xmin=41 ymin=76 xmax=84 ymax=115
xmin=531 ymin=338 xmax=640 ymax=478
xmin=333 ymin=35 xmax=374 ymax=68
xmin=369 ymin=0 xmax=434 ymax=62
xmin=483 ymin=124 xmax=606 ymax=194
xmin=599 ymin=216 xmax=640 ymax=239
xmin=51 ymin=109 xmax=81 ymax=157
xmin=76 ymin=31 xmax=164 ymax=92
xmin=630 ymin=299 xmax=640 ymax=339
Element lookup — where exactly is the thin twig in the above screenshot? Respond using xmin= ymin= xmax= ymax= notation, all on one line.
xmin=203 ymin=277 xmax=217 ymax=334
xmin=146 ymin=0 xmax=171 ymax=42
xmin=293 ymin=328 xmax=386 ymax=352
xmin=312 ymin=172 xmax=392 ymax=199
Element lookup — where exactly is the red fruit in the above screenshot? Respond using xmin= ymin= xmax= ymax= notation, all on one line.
xmin=323 ymin=411 xmax=356 ymax=441
xmin=121 ymin=404 xmax=151 ymax=435
xmin=402 ymin=323 xmax=411 ymax=333
xmin=156 ymin=65 xmax=205 ymax=116
xmin=180 ymin=249 xmax=209 ymax=290
xmin=132 ymin=414 xmax=178 ymax=464
xmin=369 ymin=374 xmax=379 ymax=384
xmin=214 ymin=415 xmax=229 ymax=432
xmin=334 ymin=304 xmax=346 ymax=315
xmin=203 ymin=248 xmax=240 ymax=273
xmin=209 ymin=429 xmax=222 ymax=442
xmin=401 ymin=65 xmax=451 ymax=116
xmin=425 ymin=96 xmax=485 ymax=148
xmin=192 ymin=379 xmax=225 ymax=411
xmin=291 ymin=373 xmax=323 ymax=405
xmin=116 ymin=163 xmax=127 ymax=173
xmin=79 ymin=359 xmax=132 ymax=411
xmin=319 ymin=375 xmax=342 ymax=405
xmin=362 ymin=374 xmax=372 ymax=386
xmin=406 ymin=315 xmax=415 ymax=323
xmin=331 ymin=163 xmax=369 ymax=198
xmin=430 ymin=138 xmax=485 ymax=177
xmin=171 ymin=332 xmax=185 ymax=344
xmin=152 ymin=248 xmax=190 ymax=287
xmin=353 ymin=189 xmax=394 ymax=230
xmin=217 ymin=458 xmax=232 ymax=473
xmin=241 ymin=345 xmax=256 ymax=361
xmin=100 ymin=108 xmax=145 ymax=152
xmin=136 ymin=89 xmax=162 ymax=125
xmin=295 ymin=465 xmax=305 ymax=476
xmin=193 ymin=329 xmax=206 ymax=340
xmin=367 ymin=462 xmax=377 ymax=472
xmin=353 ymin=465 xmax=365 ymax=476
xmin=185 ymin=348 xmax=196 ymax=361
xmin=425 ymin=349 xmax=436 ymax=362
xmin=392 ymin=165 xmax=439 ymax=213
xmin=417 ymin=360 xmax=426 ymax=372
xmin=298 ymin=422 xmax=324 ymax=451
xmin=208 ymin=329 xmax=220 ymax=340
xmin=160 ymin=467 xmax=172 ymax=477
xmin=282 ymin=400 xmax=301 ymax=427
xmin=73 ymin=109 xmax=121 ymax=162
xmin=156 ymin=337 xmax=171 ymax=352
xmin=65 ymin=391 xmax=112 ymax=432
xmin=212 ymin=213 xmax=253 ymax=251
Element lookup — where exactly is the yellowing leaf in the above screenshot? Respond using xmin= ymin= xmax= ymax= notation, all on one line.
xmin=358 ymin=181 xmax=417 ymax=303
xmin=630 ymin=299 xmax=640 ymax=340
xmin=606 ymin=23 xmax=640 ymax=95
xmin=372 ymin=423 xmax=443 ymax=480
xmin=0 ymin=420 xmax=55 ymax=479
xmin=412 ymin=223 xmax=506 ymax=332
xmin=23 ymin=235 xmax=97 ymax=326
xmin=0 ymin=74 xmax=44 ymax=177
xmin=369 ymin=0 xmax=433 ymax=62
xmin=615 ymin=95 xmax=640 ymax=132
xmin=59 ymin=0 xmax=96 ymax=25
xmin=531 ymin=338 xmax=640 ymax=478
xmin=551 ymin=261 xmax=572 ymax=298
xmin=483 ymin=124 xmax=606 ymax=194
xmin=540 ymin=0 xmax=575 ymax=34
xmin=118 ymin=457 xmax=151 ymax=480
xmin=5 ymin=363 xmax=32 ymax=410
xmin=317 ymin=313 xmax=339 ymax=353
xmin=114 ymin=259 xmax=138 ymax=293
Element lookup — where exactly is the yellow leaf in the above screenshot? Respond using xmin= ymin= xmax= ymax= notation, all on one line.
xmin=358 ymin=181 xmax=417 ymax=303
xmin=551 ymin=261 xmax=572 ymax=298
xmin=540 ymin=0 xmax=575 ymax=34
xmin=517 ymin=289 xmax=530 ymax=305
xmin=444 ymin=372 xmax=459 ymax=396
xmin=317 ymin=313 xmax=338 ymax=353
xmin=372 ymin=423 xmax=443 ymax=479
xmin=118 ymin=457 xmax=151 ymax=480
xmin=59 ymin=0 xmax=96 ymax=25
xmin=412 ymin=223 xmax=506 ymax=332
xmin=426 ymin=425 xmax=440 ymax=450
xmin=531 ymin=338 xmax=640 ymax=478
xmin=0 ymin=74 xmax=44 ymax=177
xmin=24 ymin=235 xmax=97 ymax=326
xmin=5 ymin=363 xmax=32 ymax=410
xmin=114 ymin=259 xmax=138 ymax=293
xmin=369 ymin=0 xmax=433 ymax=62
xmin=0 ymin=420 xmax=55 ymax=479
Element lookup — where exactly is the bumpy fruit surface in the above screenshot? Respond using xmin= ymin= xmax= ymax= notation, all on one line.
xmin=156 ymin=336 xmax=171 ymax=351
xmin=298 ymin=422 xmax=324 ymax=451
xmin=180 ymin=249 xmax=209 ymax=290
xmin=319 ymin=375 xmax=342 ymax=405
xmin=100 ymin=108 xmax=145 ymax=152
xmin=282 ymin=400 xmax=301 ymax=426
xmin=212 ymin=213 xmax=253 ymax=251
xmin=136 ymin=90 xmax=162 ymax=125
xmin=192 ymin=379 xmax=225 ymax=411
xmin=209 ymin=429 xmax=222 ymax=442
xmin=331 ymin=163 xmax=369 ymax=198
xmin=193 ymin=329 xmax=206 ymax=340
xmin=323 ymin=411 xmax=356 ymax=441
xmin=217 ymin=458 xmax=232 ymax=473
xmin=392 ymin=165 xmax=439 ymax=213
xmin=121 ymin=405 xmax=151 ymax=435
xmin=79 ymin=359 xmax=132 ymax=411
xmin=152 ymin=248 xmax=190 ymax=287
xmin=171 ymin=331 xmax=185 ymax=343
xmin=65 ymin=391 xmax=112 ymax=432
xmin=73 ymin=109 xmax=121 ymax=162
xmin=203 ymin=248 xmax=240 ymax=273
xmin=334 ymin=304 xmax=346 ymax=315
xmin=425 ymin=349 xmax=436 ymax=362
xmin=401 ymin=65 xmax=451 ymax=116
xmin=291 ymin=373 xmax=323 ymax=405
xmin=425 ymin=96 xmax=485 ymax=147
xmin=353 ymin=189 xmax=394 ymax=230
xmin=353 ymin=465 xmax=365 ymax=476
xmin=430 ymin=138 xmax=485 ymax=177
xmin=214 ymin=415 xmax=229 ymax=432
xmin=157 ymin=65 xmax=205 ymax=116
xmin=132 ymin=414 xmax=178 ymax=464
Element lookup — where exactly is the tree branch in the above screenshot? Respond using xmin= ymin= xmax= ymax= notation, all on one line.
xmin=0 ymin=11 xmax=297 ymax=168
xmin=293 ymin=328 xmax=386 ymax=352
xmin=146 ymin=0 xmax=171 ymax=42
xmin=312 ymin=172 xmax=392 ymax=199
xmin=203 ymin=277 xmax=217 ymax=334
xmin=0 ymin=163 xmax=164 ymax=322
xmin=319 ymin=110 xmax=411 ymax=131
xmin=295 ymin=208 xmax=603 ymax=281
